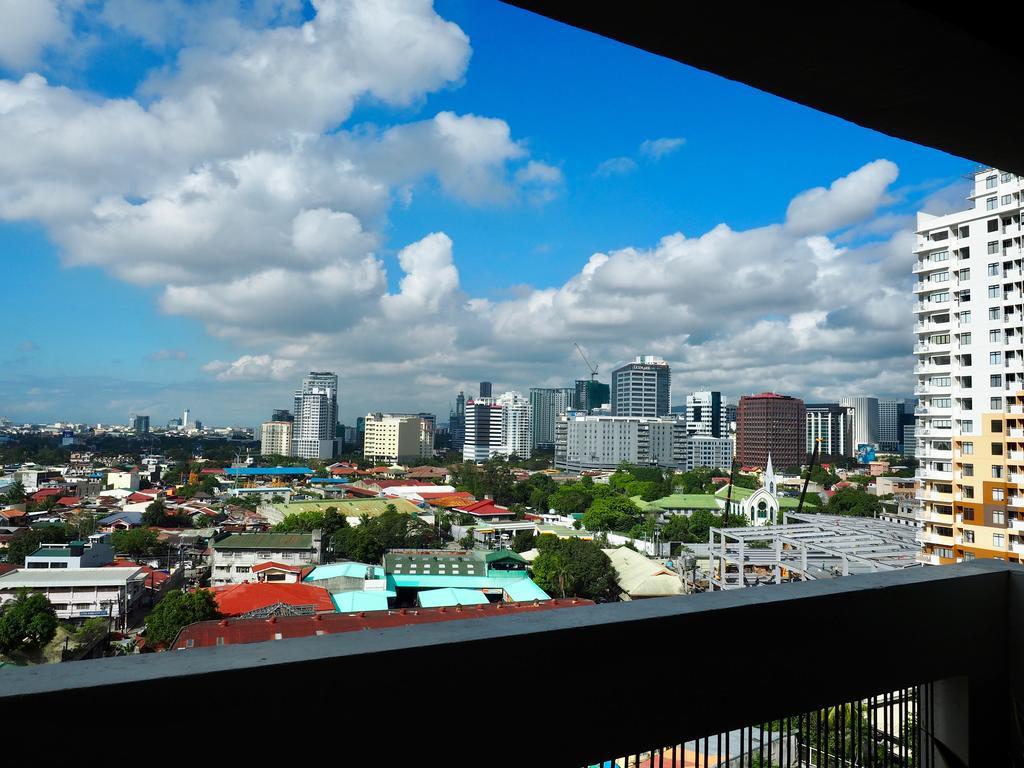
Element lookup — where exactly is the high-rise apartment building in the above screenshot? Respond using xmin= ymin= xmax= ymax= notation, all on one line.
xmin=914 ymin=168 xmax=1024 ymax=566
xmin=736 ymin=393 xmax=806 ymax=469
xmin=292 ymin=371 xmax=338 ymax=460
xmin=805 ymin=404 xmax=852 ymax=459
xmin=462 ymin=392 xmax=532 ymax=463
xmin=611 ymin=356 xmax=671 ymax=417
xmin=574 ymin=379 xmax=610 ymax=414
xmin=362 ymin=413 xmax=433 ymax=464
xmin=840 ymin=396 xmax=880 ymax=449
xmin=130 ymin=414 xmax=150 ymax=434
xmin=878 ymin=399 xmax=905 ymax=453
xmin=260 ymin=420 xmax=294 ymax=457
xmin=529 ymin=387 xmax=574 ymax=449
xmin=555 ymin=412 xmax=677 ymax=473
xmin=271 ymin=409 xmax=293 ymax=423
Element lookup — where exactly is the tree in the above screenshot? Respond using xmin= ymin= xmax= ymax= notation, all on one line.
xmin=512 ymin=530 xmax=536 ymax=553
xmin=331 ymin=510 xmax=441 ymax=564
xmin=2 ymin=480 xmax=26 ymax=504
xmin=548 ymin=483 xmax=594 ymax=517
xmin=143 ymin=498 xmax=168 ymax=527
xmin=0 ymin=590 xmax=58 ymax=655
xmin=3 ymin=525 xmax=69 ymax=565
xmin=111 ymin=527 xmax=160 ymax=560
xmin=144 ymin=590 xmax=221 ymax=648
xmin=661 ymin=514 xmax=690 ymax=544
xmin=582 ymin=495 xmax=643 ymax=532
xmin=827 ymin=487 xmax=881 ymax=517
xmin=459 ymin=527 xmax=476 ymax=549
xmin=73 ymin=617 xmax=109 ymax=649
xmin=531 ymin=537 xmax=618 ymax=601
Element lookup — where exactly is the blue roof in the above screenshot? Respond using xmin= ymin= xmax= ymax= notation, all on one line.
xmin=386 ymin=573 xmax=549 ymax=599
xmin=98 ymin=510 xmax=144 ymax=525
xmin=502 ymin=579 xmax=551 ymax=602
xmin=305 ymin=562 xmax=382 ymax=581
xmin=224 ymin=467 xmax=314 ymax=476
xmin=332 ymin=591 xmax=393 ymax=612
xmin=309 ymin=477 xmax=350 ymax=484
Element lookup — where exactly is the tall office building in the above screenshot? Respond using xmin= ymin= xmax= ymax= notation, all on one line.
xmin=805 ymin=404 xmax=852 ymax=459
xmin=530 ymin=387 xmax=574 ymax=449
xmin=463 ymin=392 xmax=532 ymax=462
xmin=736 ymin=393 xmax=806 ymax=469
xmin=914 ymin=168 xmax=1023 ymax=566
xmin=610 ymin=355 xmax=671 ymax=417
xmin=840 ymin=396 xmax=880 ymax=449
xmin=292 ymin=371 xmax=338 ymax=460
xmin=130 ymin=414 xmax=150 ymax=434
xmin=878 ymin=399 xmax=905 ymax=453
xmin=271 ymin=409 xmax=293 ymax=423
xmin=182 ymin=408 xmax=191 ymax=430
xmin=685 ymin=390 xmax=731 ymax=438
xmin=449 ymin=392 xmax=466 ymax=453
xmin=574 ymin=379 xmax=610 ymax=414
xmin=260 ymin=420 xmax=294 ymax=457
xmin=479 ymin=381 xmax=492 ymax=398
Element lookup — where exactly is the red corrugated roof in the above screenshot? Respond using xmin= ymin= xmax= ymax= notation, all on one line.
xmin=343 ymin=486 xmax=379 ymax=498
xmin=31 ymin=488 xmax=63 ymax=499
xmin=252 ymin=561 xmax=304 ymax=573
xmin=200 ymin=468 xmax=226 ymax=475
xmin=175 ymin=598 xmax=595 ymax=649
xmin=207 ymin=582 xmax=335 ymax=617
xmin=454 ymin=499 xmax=511 ymax=517
xmin=56 ymin=497 xmax=81 ymax=506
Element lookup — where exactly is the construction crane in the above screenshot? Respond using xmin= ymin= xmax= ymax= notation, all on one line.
xmin=574 ymin=343 xmax=599 ymax=381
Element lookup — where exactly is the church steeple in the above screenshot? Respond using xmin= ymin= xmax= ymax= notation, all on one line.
xmin=764 ymin=453 xmax=776 ymax=496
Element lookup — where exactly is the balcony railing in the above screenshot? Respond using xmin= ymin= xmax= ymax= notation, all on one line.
xmin=1 ymin=561 xmax=1023 ymax=765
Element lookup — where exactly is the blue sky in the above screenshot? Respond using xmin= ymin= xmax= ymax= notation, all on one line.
xmin=0 ymin=0 xmax=973 ymax=426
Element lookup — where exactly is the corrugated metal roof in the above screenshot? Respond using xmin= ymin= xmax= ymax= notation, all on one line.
xmin=0 ymin=567 xmax=144 ymax=587
xmin=224 ymin=467 xmax=314 ymax=476
xmin=212 ymin=533 xmax=313 ymax=550
xmin=304 ymin=562 xmax=381 ymax=581
xmin=331 ymin=591 xmax=392 ymax=612
xmin=416 ymin=588 xmax=490 ymax=608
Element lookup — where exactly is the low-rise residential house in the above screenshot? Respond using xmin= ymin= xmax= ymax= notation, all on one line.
xmin=0 ymin=567 xmax=146 ymax=630
xmin=0 ymin=507 xmax=28 ymax=526
xmin=452 ymin=499 xmax=517 ymax=522
xmin=24 ymin=538 xmax=115 ymax=569
xmin=210 ymin=531 xmax=324 ymax=586
xmin=98 ymin=510 xmax=144 ymax=531
xmin=105 ymin=470 xmax=140 ymax=491
xmin=252 ymin=561 xmax=312 ymax=584
xmin=404 ymin=466 xmax=451 ymax=483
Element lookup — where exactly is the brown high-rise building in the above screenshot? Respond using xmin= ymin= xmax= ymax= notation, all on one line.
xmin=737 ymin=393 xmax=806 ymax=469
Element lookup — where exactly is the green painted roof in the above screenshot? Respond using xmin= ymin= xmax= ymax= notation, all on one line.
xmin=714 ymin=485 xmax=801 ymax=508
xmin=483 ymin=549 xmax=527 ymax=565
xmin=385 ymin=551 xmax=483 ymax=577
xmin=212 ymin=533 xmax=313 ymax=550
xmin=648 ymin=494 xmax=721 ymax=510
xmin=332 ymin=591 xmax=393 ymax=612
xmin=28 ymin=547 xmax=72 ymax=558
xmin=416 ymin=587 xmax=490 ymax=608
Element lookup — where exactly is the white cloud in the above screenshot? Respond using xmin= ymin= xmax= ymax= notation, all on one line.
xmin=0 ymin=0 xmax=70 ymax=69
xmin=785 ymin=159 xmax=899 ymax=236
xmin=203 ymin=354 xmax=297 ymax=381
xmin=594 ymin=157 xmax=637 ymax=177
xmin=639 ymin=137 xmax=685 ymax=160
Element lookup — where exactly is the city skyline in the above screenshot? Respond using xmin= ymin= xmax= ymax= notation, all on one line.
xmin=1 ymin=1 xmax=975 ymax=426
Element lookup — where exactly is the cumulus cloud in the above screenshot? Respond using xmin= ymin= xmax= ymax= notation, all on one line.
xmin=639 ymin=137 xmax=685 ymax=160
xmin=203 ymin=355 xmax=297 ymax=381
xmin=0 ymin=0 xmax=70 ymax=69
xmin=785 ymin=159 xmax=899 ymax=236
xmin=594 ymin=157 xmax=638 ymax=177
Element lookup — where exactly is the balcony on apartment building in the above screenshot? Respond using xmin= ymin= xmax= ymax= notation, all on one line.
xmin=2 ymin=560 xmax=1024 ymax=765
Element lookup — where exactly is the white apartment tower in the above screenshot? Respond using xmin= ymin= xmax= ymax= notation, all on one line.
xmin=462 ymin=392 xmax=532 ymax=463
xmin=292 ymin=371 xmax=338 ymax=460
xmin=260 ymin=420 xmax=294 ymax=457
xmin=914 ymin=168 xmax=1024 ymax=566
xmin=839 ymin=396 xmax=880 ymax=449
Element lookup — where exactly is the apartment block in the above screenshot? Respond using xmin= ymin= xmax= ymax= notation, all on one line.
xmin=529 ymin=387 xmax=574 ymax=449
xmin=555 ymin=412 xmax=676 ymax=473
xmin=260 ymin=420 xmax=294 ymax=457
xmin=463 ymin=392 xmax=532 ymax=463
xmin=362 ymin=413 xmax=433 ymax=465
xmin=736 ymin=393 xmax=806 ymax=469
xmin=913 ymin=168 xmax=1024 ymax=566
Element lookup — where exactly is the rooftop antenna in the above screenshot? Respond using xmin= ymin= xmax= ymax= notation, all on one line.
xmin=574 ymin=343 xmax=599 ymax=381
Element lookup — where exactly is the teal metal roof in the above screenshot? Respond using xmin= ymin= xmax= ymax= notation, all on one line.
xmin=501 ymin=579 xmax=551 ymax=602
xmin=387 ymin=573 xmax=535 ymax=591
xmin=331 ymin=591 xmax=393 ymax=612
xmin=304 ymin=562 xmax=381 ymax=581
xmin=28 ymin=547 xmax=72 ymax=558
xmin=416 ymin=588 xmax=490 ymax=608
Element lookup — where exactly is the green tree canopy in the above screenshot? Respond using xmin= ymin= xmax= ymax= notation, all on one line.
xmin=3 ymin=524 xmax=69 ymax=565
xmin=531 ymin=537 xmax=618 ymax=601
xmin=581 ymin=495 xmax=643 ymax=533
xmin=0 ymin=590 xmax=58 ymax=655
xmin=331 ymin=510 xmax=441 ymax=564
xmin=826 ymin=487 xmax=881 ymax=517
xmin=512 ymin=530 xmax=536 ymax=553
xmin=142 ymin=498 xmax=168 ymax=527
xmin=2 ymin=480 xmax=26 ymax=504
xmin=111 ymin=527 xmax=161 ymax=561
xmin=145 ymin=589 xmax=221 ymax=647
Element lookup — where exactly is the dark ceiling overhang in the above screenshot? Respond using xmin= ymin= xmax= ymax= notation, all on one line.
xmin=502 ymin=2 xmax=1024 ymax=175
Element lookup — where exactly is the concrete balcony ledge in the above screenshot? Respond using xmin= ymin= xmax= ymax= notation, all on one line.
xmin=3 ymin=560 xmax=1024 ymax=765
